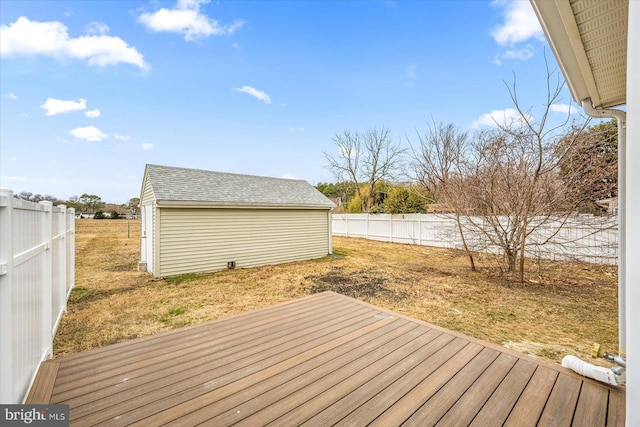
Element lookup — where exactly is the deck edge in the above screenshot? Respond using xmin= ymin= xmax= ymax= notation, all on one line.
xmin=25 ymin=361 xmax=60 ymax=404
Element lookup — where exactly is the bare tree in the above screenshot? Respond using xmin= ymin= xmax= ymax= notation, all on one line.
xmin=495 ymin=62 xmax=590 ymax=281
xmin=463 ymin=128 xmax=573 ymax=278
xmin=412 ymin=61 xmax=592 ymax=282
xmin=325 ymin=127 xmax=406 ymax=212
xmin=412 ymin=120 xmax=477 ymax=270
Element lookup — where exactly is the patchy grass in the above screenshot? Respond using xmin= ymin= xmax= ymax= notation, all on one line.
xmin=160 ymin=306 xmax=187 ymax=323
xmin=53 ymin=219 xmax=619 ymax=367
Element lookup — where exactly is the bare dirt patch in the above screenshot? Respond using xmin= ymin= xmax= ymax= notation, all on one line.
xmin=54 ymin=219 xmax=619 ymax=367
xmin=307 ymin=268 xmax=409 ymax=301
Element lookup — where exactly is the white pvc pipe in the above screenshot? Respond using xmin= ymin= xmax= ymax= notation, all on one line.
xmin=562 ymin=355 xmax=620 ymax=386
xmin=580 ymin=98 xmax=627 ymax=353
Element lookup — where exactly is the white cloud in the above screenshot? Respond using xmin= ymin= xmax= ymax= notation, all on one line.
xmin=70 ymin=125 xmax=108 ymax=141
xmin=289 ymin=127 xmax=304 ymax=132
xmin=138 ymin=0 xmax=244 ymax=42
xmin=86 ymin=21 xmax=109 ymax=35
xmin=5 ymin=92 xmax=17 ymax=99
xmin=491 ymin=0 xmax=544 ymax=46
xmin=40 ymin=97 xmax=86 ymax=116
xmin=234 ymin=85 xmax=271 ymax=104
xmin=0 ymin=17 xmax=149 ymax=70
xmin=550 ymin=103 xmax=576 ymax=114
xmin=502 ymin=45 xmax=535 ymax=61
xmin=141 ymin=142 xmax=154 ymax=150
xmin=281 ymin=172 xmax=297 ymax=179
xmin=114 ymin=133 xmax=131 ymax=140
xmin=472 ymin=108 xmax=532 ymax=128
xmin=84 ymin=108 xmax=101 ymax=118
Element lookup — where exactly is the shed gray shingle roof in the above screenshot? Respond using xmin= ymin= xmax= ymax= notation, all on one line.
xmin=143 ymin=164 xmax=335 ymax=208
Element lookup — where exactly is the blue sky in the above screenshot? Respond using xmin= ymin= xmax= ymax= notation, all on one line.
xmin=0 ymin=0 xmax=577 ymax=204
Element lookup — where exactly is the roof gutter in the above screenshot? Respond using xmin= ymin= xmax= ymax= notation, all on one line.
xmin=581 ymin=98 xmax=627 ymax=353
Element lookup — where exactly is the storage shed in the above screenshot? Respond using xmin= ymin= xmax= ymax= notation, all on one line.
xmin=139 ymin=164 xmax=335 ymax=277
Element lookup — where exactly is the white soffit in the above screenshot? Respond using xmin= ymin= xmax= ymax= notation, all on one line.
xmin=531 ymin=0 xmax=627 ymax=108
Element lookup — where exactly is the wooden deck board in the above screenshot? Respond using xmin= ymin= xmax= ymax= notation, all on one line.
xmin=367 ymin=340 xmax=484 ymax=426
xmin=608 ymin=384 xmax=626 ymax=427
xmin=26 ymin=291 xmax=624 ymax=426
xmin=24 ymin=360 xmax=59 ymax=405
xmin=256 ymin=326 xmax=443 ymax=427
xmin=434 ymin=352 xmax=519 ymax=426
xmin=53 ymin=298 xmax=367 ymax=404
xmin=141 ymin=319 xmax=423 ymax=427
xmin=54 ymin=294 xmax=349 ymax=387
xmin=173 ymin=319 xmax=418 ymax=427
xmin=468 ymin=358 xmax=538 ymax=426
xmin=572 ymin=381 xmax=609 ymax=427
xmin=538 ymin=373 xmax=583 ymax=427
xmin=402 ymin=347 xmax=501 ymax=426
xmin=74 ymin=308 xmax=391 ymax=425
xmin=503 ymin=366 xmax=559 ymax=426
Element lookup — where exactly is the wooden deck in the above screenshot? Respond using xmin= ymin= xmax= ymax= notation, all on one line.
xmin=27 ymin=291 xmax=624 ymax=426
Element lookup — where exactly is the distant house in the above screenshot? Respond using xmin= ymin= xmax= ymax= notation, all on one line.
xmin=596 ymin=197 xmax=618 ymax=215
xmin=138 ymin=164 xmax=335 ymax=277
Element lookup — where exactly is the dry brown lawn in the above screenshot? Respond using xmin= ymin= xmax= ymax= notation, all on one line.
xmin=54 ymin=219 xmax=619 ymax=367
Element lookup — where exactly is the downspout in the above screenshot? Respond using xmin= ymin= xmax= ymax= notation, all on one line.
xmin=581 ymin=98 xmax=627 ymax=353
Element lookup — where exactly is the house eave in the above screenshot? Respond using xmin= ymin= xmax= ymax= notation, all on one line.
xmin=530 ymin=0 xmax=599 ymax=106
xmin=530 ymin=0 xmax=628 ymax=109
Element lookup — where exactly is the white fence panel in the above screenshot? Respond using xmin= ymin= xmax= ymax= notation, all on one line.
xmin=0 ymin=190 xmax=75 ymax=404
xmin=333 ymin=213 xmax=617 ymax=264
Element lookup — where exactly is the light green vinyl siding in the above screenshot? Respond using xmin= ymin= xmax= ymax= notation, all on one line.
xmin=157 ymin=208 xmax=329 ymax=277
xmin=139 ymin=176 xmax=156 ymax=274
xmin=140 ymin=177 xmax=155 ymax=205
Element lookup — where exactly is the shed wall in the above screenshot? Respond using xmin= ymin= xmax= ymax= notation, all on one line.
xmin=140 ymin=204 xmax=155 ymax=275
xmin=140 ymin=177 xmax=154 ymax=205
xmin=157 ymin=208 xmax=330 ymax=277
xmin=139 ymin=174 xmax=156 ymax=274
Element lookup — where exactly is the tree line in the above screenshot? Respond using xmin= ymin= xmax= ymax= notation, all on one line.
xmin=13 ymin=192 xmax=140 ymax=219
xmin=318 ymin=121 xmax=616 ymax=217
xmin=318 ymin=65 xmax=618 ymax=281
xmin=316 ymin=180 xmax=431 ymax=214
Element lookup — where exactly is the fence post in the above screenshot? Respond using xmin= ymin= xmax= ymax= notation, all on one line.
xmin=366 ymin=214 xmax=369 ymax=239
xmin=0 ymin=190 xmax=14 ymax=403
xmin=56 ymin=205 xmax=67 ymax=331
xmin=389 ymin=214 xmax=393 ymax=243
xmin=67 ymin=208 xmax=75 ymax=297
xmin=40 ymin=201 xmax=53 ymax=359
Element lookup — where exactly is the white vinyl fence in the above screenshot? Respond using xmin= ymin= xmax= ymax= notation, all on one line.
xmin=333 ymin=213 xmax=617 ymax=264
xmin=0 ymin=189 xmax=75 ymax=404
